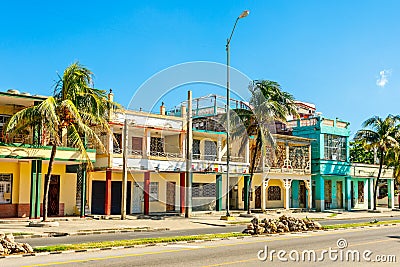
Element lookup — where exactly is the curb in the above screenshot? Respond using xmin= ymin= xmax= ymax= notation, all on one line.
xmin=2 ymin=223 xmax=399 ymax=259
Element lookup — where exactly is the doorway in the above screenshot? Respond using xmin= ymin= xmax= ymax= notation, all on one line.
xmin=132 ymin=182 xmax=143 ymax=213
xmin=255 ymin=186 xmax=262 ymax=209
xmin=166 ymin=182 xmax=176 ymax=211
xmin=90 ymin=181 xmax=132 ymax=215
xmin=299 ymin=181 xmax=306 ymax=208
xmin=337 ymin=181 xmax=343 ymax=208
xmin=48 ymin=175 xmax=60 ymax=216
xmin=324 ymin=180 xmax=332 ymax=209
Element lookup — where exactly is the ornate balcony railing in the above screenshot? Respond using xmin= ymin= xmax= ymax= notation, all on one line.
xmin=149 ymin=151 xmax=183 ymax=158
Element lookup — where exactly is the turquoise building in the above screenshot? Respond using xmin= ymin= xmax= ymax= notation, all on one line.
xmin=290 ymin=116 xmax=396 ymax=211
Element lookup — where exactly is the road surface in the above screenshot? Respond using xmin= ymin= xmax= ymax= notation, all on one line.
xmin=3 ymin=225 xmax=400 ymax=266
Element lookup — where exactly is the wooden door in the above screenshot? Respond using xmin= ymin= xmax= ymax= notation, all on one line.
xmin=337 ymin=181 xmax=343 ymax=208
xmin=132 ymin=182 xmax=143 ymax=213
xmin=324 ymin=180 xmax=332 ymax=209
xmin=255 ymin=186 xmax=262 ymax=209
xmin=48 ymin=175 xmax=60 ymax=216
xmin=299 ymin=181 xmax=306 ymax=208
xmin=166 ymin=182 xmax=176 ymax=211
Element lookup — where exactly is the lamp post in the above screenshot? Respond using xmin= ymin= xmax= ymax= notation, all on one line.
xmin=225 ymin=10 xmax=249 ymax=217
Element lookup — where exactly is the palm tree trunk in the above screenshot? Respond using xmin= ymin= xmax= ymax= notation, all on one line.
xmin=43 ymin=144 xmax=57 ymax=221
xmin=373 ymin=150 xmax=384 ymax=210
xmin=248 ymin=136 xmax=260 ymax=214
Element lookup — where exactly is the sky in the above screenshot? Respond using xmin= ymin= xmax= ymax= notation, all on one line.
xmin=1 ymin=0 xmax=400 ymax=135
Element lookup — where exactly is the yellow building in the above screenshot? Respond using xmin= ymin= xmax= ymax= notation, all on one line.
xmin=0 ymin=90 xmax=95 ymax=218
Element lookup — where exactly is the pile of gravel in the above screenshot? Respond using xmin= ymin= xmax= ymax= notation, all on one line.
xmin=0 ymin=232 xmax=33 ymax=255
xmin=243 ymin=215 xmax=322 ymax=235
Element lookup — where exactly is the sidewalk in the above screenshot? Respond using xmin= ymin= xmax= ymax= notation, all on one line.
xmin=1 ymin=209 xmax=399 ymax=238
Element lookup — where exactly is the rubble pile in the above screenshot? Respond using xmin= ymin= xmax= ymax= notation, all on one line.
xmin=243 ymin=215 xmax=322 ymax=235
xmin=0 ymin=232 xmax=34 ymax=255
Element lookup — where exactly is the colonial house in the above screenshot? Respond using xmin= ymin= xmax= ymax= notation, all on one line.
xmin=290 ymin=116 xmax=396 ymax=211
xmin=0 ymin=90 xmax=95 ymax=218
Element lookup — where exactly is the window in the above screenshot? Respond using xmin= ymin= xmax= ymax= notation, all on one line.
xmin=113 ymin=133 xmax=122 ymax=153
xmin=149 ymin=182 xmax=159 ymax=202
xmin=0 ymin=174 xmax=12 ymax=204
xmin=192 ymin=183 xmax=216 ymax=197
xmin=150 ymin=137 xmax=164 ymax=153
xmin=204 ymin=140 xmax=217 ymax=160
xmin=324 ymin=134 xmax=347 ymax=161
xmin=193 ymin=139 xmax=200 ymax=159
xmin=267 ymin=186 xmax=281 ymax=201
xmin=0 ymin=115 xmax=11 ymax=142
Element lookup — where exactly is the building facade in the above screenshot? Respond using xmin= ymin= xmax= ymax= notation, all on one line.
xmin=290 ymin=116 xmax=395 ymax=211
xmin=0 ymin=90 xmax=95 ymax=218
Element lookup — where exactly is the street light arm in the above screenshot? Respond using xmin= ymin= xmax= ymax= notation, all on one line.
xmin=227 ymin=17 xmax=240 ymax=47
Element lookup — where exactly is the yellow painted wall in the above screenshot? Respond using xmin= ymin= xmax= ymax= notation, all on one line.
xmin=18 ymin=161 xmax=31 ymax=204
xmin=0 ymin=161 xmax=20 ymax=204
xmin=0 ymin=160 xmax=77 ymax=216
xmin=193 ymin=173 xmax=216 ymax=183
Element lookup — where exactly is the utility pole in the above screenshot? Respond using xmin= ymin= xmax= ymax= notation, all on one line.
xmin=121 ymin=118 xmax=128 ymax=220
xmin=185 ymin=91 xmax=193 ymax=218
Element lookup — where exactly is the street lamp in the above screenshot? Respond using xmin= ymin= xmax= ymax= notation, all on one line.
xmin=225 ymin=10 xmax=249 ymax=218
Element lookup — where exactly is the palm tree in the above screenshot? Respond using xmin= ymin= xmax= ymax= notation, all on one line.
xmin=233 ymin=80 xmax=298 ymax=214
xmin=354 ymin=115 xmax=400 ymax=210
xmin=5 ymin=62 xmax=113 ymax=221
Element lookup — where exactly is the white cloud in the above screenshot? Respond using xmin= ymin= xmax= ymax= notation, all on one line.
xmin=376 ymin=69 xmax=392 ymax=87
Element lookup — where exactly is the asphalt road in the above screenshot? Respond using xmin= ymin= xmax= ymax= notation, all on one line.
xmin=24 ymin=215 xmax=400 ymax=247
xmin=4 ymin=224 xmax=400 ymax=266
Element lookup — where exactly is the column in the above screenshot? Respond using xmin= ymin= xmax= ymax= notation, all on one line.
xmin=35 ymin=160 xmax=42 ymax=219
xmin=29 ymin=160 xmax=38 ymax=219
xmin=388 ymin=179 xmax=395 ymax=209
xmin=305 ymin=180 xmax=312 ymax=210
xmin=262 ymin=179 xmax=269 ymax=211
xmin=345 ymin=177 xmax=352 ymax=211
xmin=283 ymin=179 xmax=292 ymax=210
xmin=180 ymin=172 xmax=185 ymax=214
xmin=243 ymin=175 xmax=251 ymax=211
xmin=314 ymin=175 xmax=324 ymax=211
xmin=144 ymin=171 xmax=150 ymax=215
xmin=80 ymin=164 xmax=87 ymax=218
xmin=105 ymin=168 xmax=112 ymax=215
xmin=369 ymin=178 xmax=374 ymax=210
xmin=216 ymin=174 xmax=223 ymax=211
xmin=145 ymin=129 xmax=151 ymax=158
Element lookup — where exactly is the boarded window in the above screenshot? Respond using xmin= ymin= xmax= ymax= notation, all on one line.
xmin=131 ymin=137 xmax=143 ymax=151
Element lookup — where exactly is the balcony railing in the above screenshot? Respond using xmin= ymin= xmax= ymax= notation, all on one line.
xmin=149 ymin=151 xmax=182 ymax=158
xmin=0 ymin=134 xmax=33 ymax=145
xmin=113 ymin=148 xmax=143 ymax=156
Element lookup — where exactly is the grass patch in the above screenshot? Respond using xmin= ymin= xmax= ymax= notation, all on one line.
xmin=33 ymin=232 xmax=248 ymax=252
xmin=327 ymin=213 xmax=338 ymax=218
xmin=323 ymin=220 xmax=400 ymax=229
xmin=227 ymin=221 xmax=251 ymax=225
